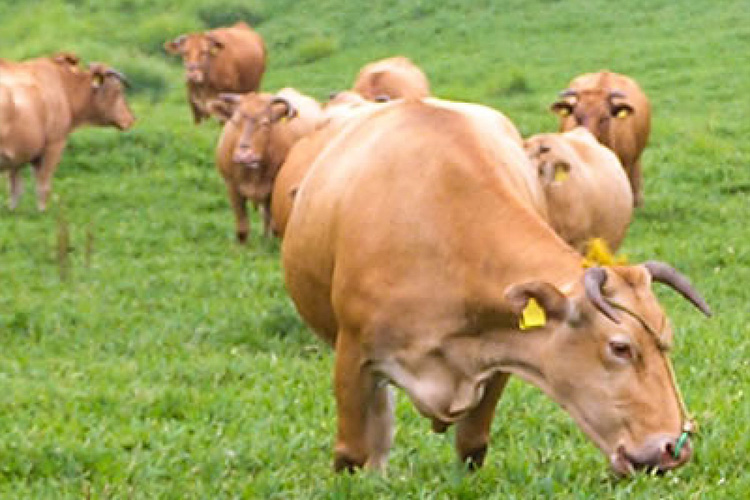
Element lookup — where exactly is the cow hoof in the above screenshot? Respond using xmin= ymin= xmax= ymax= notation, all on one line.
xmin=461 ymin=445 xmax=487 ymax=471
xmin=333 ymin=452 xmax=365 ymax=473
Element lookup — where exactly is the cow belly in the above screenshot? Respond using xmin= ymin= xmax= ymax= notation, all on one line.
xmin=373 ymin=357 xmax=488 ymax=424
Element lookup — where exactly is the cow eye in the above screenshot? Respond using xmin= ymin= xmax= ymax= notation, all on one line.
xmin=608 ymin=339 xmax=634 ymax=361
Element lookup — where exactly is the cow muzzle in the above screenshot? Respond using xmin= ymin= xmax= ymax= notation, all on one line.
xmin=610 ymin=433 xmax=692 ymax=477
xmin=186 ymin=68 xmax=204 ymax=84
xmin=233 ymin=150 xmax=262 ymax=170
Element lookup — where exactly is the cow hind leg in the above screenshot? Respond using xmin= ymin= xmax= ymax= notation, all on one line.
xmin=333 ymin=330 xmax=394 ymax=472
xmin=455 ymin=372 xmax=510 ymax=470
xmin=32 ymin=141 xmax=66 ymax=211
xmin=630 ymin=159 xmax=644 ymax=207
xmin=8 ymin=168 xmax=23 ymax=210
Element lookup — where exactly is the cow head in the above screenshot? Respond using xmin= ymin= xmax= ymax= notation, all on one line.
xmin=212 ymin=92 xmax=297 ymax=169
xmin=505 ymin=262 xmax=711 ymax=476
xmin=164 ymin=33 xmax=224 ymax=85
xmin=551 ymin=89 xmax=634 ymax=143
xmin=86 ymin=63 xmax=136 ymax=130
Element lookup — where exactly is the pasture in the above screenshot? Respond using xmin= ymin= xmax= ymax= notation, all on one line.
xmin=1 ymin=0 xmax=748 ymax=497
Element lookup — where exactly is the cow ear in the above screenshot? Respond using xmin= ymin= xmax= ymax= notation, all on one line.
xmin=164 ymin=35 xmax=186 ymax=55
xmin=89 ymin=63 xmax=107 ymax=89
xmin=207 ymin=35 xmax=224 ymax=55
xmin=552 ymin=161 xmax=571 ymax=182
xmin=505 ymin=281 xmax=575 ymax=329
xmin=550 ymin=101 xmax=574 ymax=117
xmin=53 ymin=52 xmax=80 ymax=67
xmin=611 ymin=103 xmax=634 ymax=119
xmin=207 ymin=93 xmax=242 ymax=121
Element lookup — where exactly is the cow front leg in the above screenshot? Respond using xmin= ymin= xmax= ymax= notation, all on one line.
xmin=455 ymin=372 xmax=510 ymax=470
xmin=630 ymin=159 xmax=644 ymax=207
xmin=8 ymin=168 xmax=23 ymax=210
xmin=226 ymin=184 xmax=249 ymax=243
xmin=333 ymin=330 xmax=393 ymax=472
xmin=260 ymin=199 xmax=273 ymax=238
xmin=32 ymin=140 xmax=67 ymax=211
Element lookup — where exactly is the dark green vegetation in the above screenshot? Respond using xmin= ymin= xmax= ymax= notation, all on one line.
xmin=1 ymin=0 xmax=748 ymax=497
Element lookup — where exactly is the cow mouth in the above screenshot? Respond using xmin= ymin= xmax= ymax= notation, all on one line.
xmin=610 ymin=439 xmax=691 ymax=477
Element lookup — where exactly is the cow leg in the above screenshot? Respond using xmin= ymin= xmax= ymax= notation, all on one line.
xmin=630 ymin=159 xmax=644 ymax=207
xmin=32 ymin=140 xmax=66 ymax=211
xmin=260 ymin=199 xmax=273 ymax=238
xmin=333 ymin=330 xmax=393 ymax=472
xmin=226 ymin=184 xmax=249 ymax=243
xmin=8 ymin=168 xmax=23 ymax=210
xmin=455 ymin=372 xmax=511 ymax=470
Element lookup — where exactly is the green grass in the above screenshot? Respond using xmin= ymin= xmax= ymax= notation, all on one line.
xmin=1 ymin=0 xmax=749 ymax=497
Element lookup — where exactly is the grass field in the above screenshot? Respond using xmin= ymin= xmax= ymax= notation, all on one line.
xmin=1 ymin=0 xmax=749 ymax=498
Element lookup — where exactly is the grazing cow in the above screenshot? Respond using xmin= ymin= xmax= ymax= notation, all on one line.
xmin=210 ymin=88 xmax=322 ymax=243
xmin=164 ymin=22 xmax=266 ymax=124
xmin=525 ymin=127 xmax=633 ymax=253
xmin=352 ymin=56 xmax=430 ymax=101
xmin=282 ymin=99 xmax=711 ymax=475
xmin=0 ymin=52 xmax=135 ymax=211
xmin=550 ymin=71 xmax=651 ymax=206
xmin=270 ymin=92 xmax=387 ymax=237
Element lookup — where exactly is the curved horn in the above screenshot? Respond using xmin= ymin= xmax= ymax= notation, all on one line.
xmin=270 ymin=96 xmax=298 ymax=119
xmin=584 ymin=267 xmax=620 ymax=323
xmin=643 ymin=261 xmax=712 ymax=317
xmin=558 ymin=89 xmax=578 ymax=99
xmin=105 ymin=68 xmax=131 ymax=88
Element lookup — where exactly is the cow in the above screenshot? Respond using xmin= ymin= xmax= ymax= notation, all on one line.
xmin=281 ymin=99 xmax=711 ymax=476
xmin=270 ymin=92 xmax=388 ymax=237
xmin=209 ymin=88 xmax=322 ymax=243
xmin=550 ymin=71 xmax=651 ymax=206
xmin=525 ymin=127 xmax=633 ymax=253
xmin=164 ymin=22 xmax=266 ymax=124
xmin=0 ymin=52 xmax=135 ymax=211
xmin=352 ymin=56 xmax=431 ymax=101
xmin=271 ymin=96 xmax=534 ymax=238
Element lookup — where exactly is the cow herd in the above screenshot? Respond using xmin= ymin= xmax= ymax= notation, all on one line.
xmin=1 ymin=20 xmax=713 ymax=479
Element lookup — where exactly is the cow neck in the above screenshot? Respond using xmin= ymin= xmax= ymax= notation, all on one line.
xmin=58 ymin=68 xmax=97 ymax=130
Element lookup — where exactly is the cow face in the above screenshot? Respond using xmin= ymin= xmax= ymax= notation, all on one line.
xmin=551 ymin=89 xmax=634 ymax=144
xmin=87 ymin=64 xmax=136 ymax=130
xmin=164 ymin=33 xmax=223 ymax=85
xmin=505 ymin=263 xmax=710 ymax=476
xmin=216 ymin=93 xmax=297 ymax=169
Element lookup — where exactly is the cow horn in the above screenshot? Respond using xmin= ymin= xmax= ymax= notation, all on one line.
xmin=584 ymin=267 xmax=620 ymax=323
xmin=105 ymin=69 xmax=131 ymax=88
xmin=558 ymin=89 xmax=578 ymax=98
xmin=270 ymin=96 xmax=298 ymax=119
xmin=643 ymin=261 xmax=712 ymax=317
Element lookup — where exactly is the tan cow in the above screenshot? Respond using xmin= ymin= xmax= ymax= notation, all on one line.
xmin=271 ymin=96 xmax=534 ymax=238
xmin=550 ymin=71 xmax=651 ymax=206
xmin=270 ymin=92 xmax=388 ymax=237
xmin=0 ymin=52 xmax=135 ymax=211
xmin=210 ymin=88 xmax=322 ymax=243
xmin=352 ymin=56 xmax=431 ymax=101
xmin=282 ymin=99 xmax=710 ymax=475
xmin=525 ymin=127 xmax=633 ymax=253
xmin=164 ymin=22 xmax=266 ymax=124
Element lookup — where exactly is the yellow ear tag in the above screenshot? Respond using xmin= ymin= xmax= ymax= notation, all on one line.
xmin=520 ymin=298 xmax=547 ymax=330
xmin=559 ymin=107 xmax=571 ymax=117
xmin=554 ymin=165 xmax=569 ymax=182
xmin=581 ymin=237 xmax=629 ymax=268
xmin=616 ymin=109 xmax=630 ymax=119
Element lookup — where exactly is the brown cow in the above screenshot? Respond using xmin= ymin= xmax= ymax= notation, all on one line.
xmin=270 ymin=92 xmax=388 ymax=237
xmin=282 ymin=99 xmax=710 ymax=475
xmin=164 ymin=22 xmax=266 ymax=124
xmin=0 ymin=52 xmax=135 ymax=211
xmin=525 ymin=127 xmax=633 ymax=253
xmin=550 ymin=71 xmax=651 ymax=206
xmin=271 ymin=96 xmax=535 ymax=238
xmin=352 ymin=56 xmax=431 ymax=101
xmin=210 ymin=88 xmax=322 ymax=243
